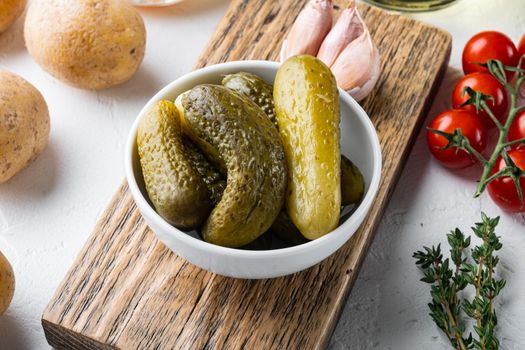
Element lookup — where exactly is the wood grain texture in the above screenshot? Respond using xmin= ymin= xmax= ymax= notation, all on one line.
xmin=42 ymin=1 xmax=452 ymax=349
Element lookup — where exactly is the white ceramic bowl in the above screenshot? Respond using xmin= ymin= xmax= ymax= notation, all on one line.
xmin=125 ymin=60 xmax=382 ymax=279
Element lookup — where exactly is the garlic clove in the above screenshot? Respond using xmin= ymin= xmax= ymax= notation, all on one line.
xmin=346 ymin=46 xmax=381 ymax=101
xmin=317 ymin=1 xmax=363 ymax=68
xmin=328 ymin=13 xmax=380 ymax=102
xmin=279 ymin=39 xmax=289 ymax=63
xmin=284 ymin=0 xmax=333 ymax=59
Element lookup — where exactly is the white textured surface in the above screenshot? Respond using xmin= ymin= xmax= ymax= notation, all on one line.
xmin=331 ymin=0 xmax=525 ymax=349
xmin=0 ymin=0 xmax=523 ymax=349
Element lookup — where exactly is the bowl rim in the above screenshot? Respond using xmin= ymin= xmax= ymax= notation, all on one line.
xmin=125 ymin=60 xmax=382 ymax=259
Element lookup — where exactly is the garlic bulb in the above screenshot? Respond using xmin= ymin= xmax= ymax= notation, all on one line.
xmin=283 ymin=0 xmax=333 ymax=58
xmin=281 ymin=0 xmax=380 ymax=102
xmin=132 ymin=0 xmax=184 ymax=6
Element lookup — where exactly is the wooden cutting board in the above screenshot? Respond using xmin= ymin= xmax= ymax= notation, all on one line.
xmin=42 ymin=1 xmax=451 ymax=349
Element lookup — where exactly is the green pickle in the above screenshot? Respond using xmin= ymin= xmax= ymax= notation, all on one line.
xmin=222 ymin=72 xmax=278 ymax=128
xmin=138 ymin=73 xmax=365 ymax=247
xmin=271 ymin=156 xmax=364 ymax=246
xmin=274 ymin=55 xmax=342 ymax=240
xmin=137 ymin=100 xmax=212 ymax=230
xmin=183 ymin=138 xmax=226 ymax=206
xmin=223 ymin=70 xmax=365 ymax=243
xmin=341 ymin=155 xmax=365 ymax=205
xmin=175 ymin=84 xmax=287 ymax=248
xmin=222 ymin=71 xmax=364 ymax=206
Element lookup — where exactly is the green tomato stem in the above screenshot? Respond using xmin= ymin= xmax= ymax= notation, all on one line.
xmin=463 ymin=142 xmax=488 ymax=166
xmin=480 ymin=100 xmax=503 ymax=130
xmin=483 ymin=166 xmax=512 ymax=184
xmin=503 ymin=137 xmax=525 ymax=148
xmin=474 ymin=74 xmax=522 ymax=198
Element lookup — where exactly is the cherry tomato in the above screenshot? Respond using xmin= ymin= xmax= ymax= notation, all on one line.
xmin=487 ymin=149 xmax=525 ymax=213
xmin=427 ymin=109 xmax=487 ymax=169
xmin=451 ymin=72 xmax=509 ymax=129
xmin=462 ymin=31 xmax=519 ymax=78
xmin=508 ymin=110 xmax=525 ymax=149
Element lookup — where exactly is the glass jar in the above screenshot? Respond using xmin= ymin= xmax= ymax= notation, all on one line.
xmin=364 ymin=0 xmax=457 ymax=12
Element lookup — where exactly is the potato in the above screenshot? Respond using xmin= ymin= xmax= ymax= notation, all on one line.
xmin=0 ymin=251 xmax=15 ymax=315
xmin=24 ymin=0 xmax=146 ymax=90
xmin=0 ymin=0 xmax=26 ymax=33
xmin=0 ymin=70 xmax=50 ymax=183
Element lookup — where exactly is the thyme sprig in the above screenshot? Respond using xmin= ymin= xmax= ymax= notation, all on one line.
xmin=428 ymin=59 xmax=525 ymax=201
xmin=413 ymin=213 xmax=505 ymax=350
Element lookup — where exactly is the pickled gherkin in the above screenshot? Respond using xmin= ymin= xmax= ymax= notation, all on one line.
xmin=270 ymin=155 xmax=364 ymax=245
xmin=175 ymin=85 xmax=287 ymax=248
xmin=137 ymin=100 xmax=212 ymax=230
xmin=223 ymin=70 xmax=364 ymax=242
xmin=341 ymin=155 xmax=365 ymax=205
xmin=274 ymin=55 xmax=341 ymax=240
xmin=183 ymin=138 xmax=226 ymax=206
xmin=223 ymin=71 xmax=364 ymax=207
xmin=222 ymin=72 xmax=278 ymax=128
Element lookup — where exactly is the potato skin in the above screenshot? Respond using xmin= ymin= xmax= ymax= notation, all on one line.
xmin=0 ymin=251 xmax=15 ymax=315
xmin=24 ymin=0 xmax=146 ymax=90
xmin=0 ymin=71 xmax=50 ymax=183
xmin=0 ymin=0 xmax=26 ymax=33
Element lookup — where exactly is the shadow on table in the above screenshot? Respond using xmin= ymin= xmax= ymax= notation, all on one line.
xmin=0 ymin=313 xmax=32 ymax=350
xmin=0 ymin=12 xmax=26 ymax=58
xmin=0 ymin=141 xmax=59 ymax=200
xmin=91 ymin=65 xmax=162 ymax=110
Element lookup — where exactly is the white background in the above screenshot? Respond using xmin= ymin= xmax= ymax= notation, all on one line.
xmin=0 ymin=0 xmax=524 ymax=349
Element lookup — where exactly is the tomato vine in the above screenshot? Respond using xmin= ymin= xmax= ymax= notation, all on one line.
xmin=429 ymin=58 xmax=525 ymax=203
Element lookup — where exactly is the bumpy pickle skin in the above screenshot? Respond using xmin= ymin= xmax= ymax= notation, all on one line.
xmin=341 ymin=155 xmax=365 ymax=205
xmin=274 ymin=55 xmax=342 ymax=240
xmin=222 ymin=71 xmax=364 ymax=207
xmin=271 ymin=155 xmax=364 ymax=245
xmin=222 ymin=72 xmax=278 ymax=128
xmin=137 ymin=100 xmax=212 ymax=230
xmin=223 ymin=70 xmax=363 ymax=243
xmin=175 ymin=85 xmax=287 ymax=248
xmin=182 ymin=138 xmax=226 ymax=206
